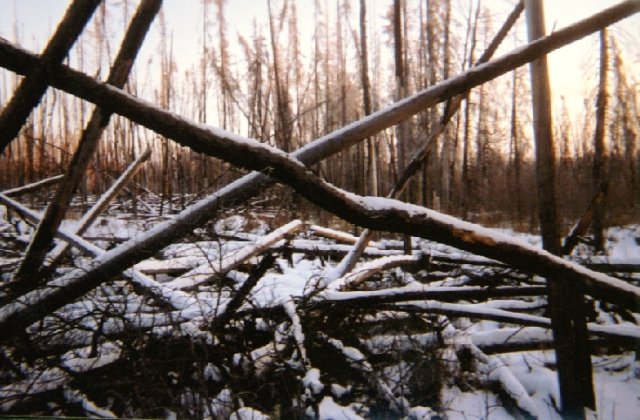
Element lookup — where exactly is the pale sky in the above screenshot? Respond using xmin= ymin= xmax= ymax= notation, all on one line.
xmin=0 ymin=0 xmax=638 ymax=118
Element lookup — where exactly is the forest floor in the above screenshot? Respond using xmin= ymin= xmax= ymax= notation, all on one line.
xmin=0 ymin=196 xmax=639 ymax=419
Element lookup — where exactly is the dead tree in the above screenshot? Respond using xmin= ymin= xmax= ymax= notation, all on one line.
xmin=525 ymin=0 xmax=594 ymax=415
xmin=359 ymin=0 xmax=377 ymax=197
xmin=0 ymin=0 xmax=100 ymax=155
xmin=592 ymin=29 xmax=610 ymax=254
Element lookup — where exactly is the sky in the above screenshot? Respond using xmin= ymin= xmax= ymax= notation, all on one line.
xmin=0 ymin=0 xmax=638 ymax=119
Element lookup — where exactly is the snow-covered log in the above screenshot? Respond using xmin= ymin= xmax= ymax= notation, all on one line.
xmin=165 ymin=220 xmax=303 ymax=290
xmin=326 ymin=254 xmax=431 ymax=291
xmin=467 ymin=342 xmax=539 ymax=417
xmin=389 ymin=301 xmax=640 ymax=341
xmin=319 ymin=284 xmax=546 ymax=304
xmin=323 ymin=334 xmax=411 ymax=416
xmin=2 ymin=174 xmax=64 ymax=197
xmin=0 ymin=193 xmax=199 ymax=314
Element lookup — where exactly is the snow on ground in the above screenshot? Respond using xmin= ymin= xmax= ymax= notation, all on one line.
xmin=0 ymin=205 xmax=639 ymax=418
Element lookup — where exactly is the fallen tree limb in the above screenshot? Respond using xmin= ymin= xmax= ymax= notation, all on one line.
xmin=164 ymin=220 xmax=304 ymax=290
xmin=388 ymin=302 xmax=640 ymax=341
xmin=0 ymin=193 xmax=199 ymax=314
xmin=309 ymin=225 xmax=382 ymax=248
xmin=2 ymin=175 xmax=64 ymax=197
xmin=466 ymin=341 xmax=539 ymax=417
xmin=318 ymin=285 xmax=547 ymax=305
xmin=326 ymin=254 xmax=432 ymax=291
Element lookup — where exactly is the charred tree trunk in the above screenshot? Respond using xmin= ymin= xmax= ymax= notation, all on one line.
xmin=525 ymin=0 xmax=594 ymax=416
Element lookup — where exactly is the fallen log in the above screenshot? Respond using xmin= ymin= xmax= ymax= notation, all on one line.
xmin=164 ymin=220 xmax=304 ymax=290
xmin=0 ymin=193 xmax=199 ymax=314
xmin=309 ymin=225 xmax=382 ymax=248
xmin=326 ymin=254 xmax=432 ymax=291
xmin=388 ymin=302 xmax=640 ymax=341
xmin=2 ymin=175 xmax=65 ymax=197
xmin=318 ymin=285 xmax=547 ymax=305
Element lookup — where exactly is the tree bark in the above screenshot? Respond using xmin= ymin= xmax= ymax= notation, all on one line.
xmin=0 ymin=0 xmax=100 ymax=155
xmin=525 ymin=0 xmax=594 ymax=415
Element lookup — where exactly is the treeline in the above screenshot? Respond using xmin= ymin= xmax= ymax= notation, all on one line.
xmin=0 ymin=0 xmax=638 ymax=227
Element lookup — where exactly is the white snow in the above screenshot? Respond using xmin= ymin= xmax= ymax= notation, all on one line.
xmin=317 ymin=396 xmax=365 ymax=420
xmin=229 ymin=407 xmax=270 ymax=420
xmin=302 ymin=368 xmax=324 ymax=395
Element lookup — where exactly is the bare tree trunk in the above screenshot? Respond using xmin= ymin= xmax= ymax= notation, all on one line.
xmin=592 ymin=29 xmax=609 ymax=254
xmin=393 ymin=0 xmax=412 ymax=254
xmin=8 ymin=0 xmax=162 ymax=296
xmin=440 ymin=0 xmax=453 ymax=211
xmin=267 ymin=0 xmax=293 ymax=153
xmin=525 ymin=0 xmax=594 ymax=416
xmin=360 ymin=0 xmax=377 ymax=197
xmin=0 ymin=0 xmax=100 ymax=155
xmin=510 ymin=68 xmax=524 ymax=224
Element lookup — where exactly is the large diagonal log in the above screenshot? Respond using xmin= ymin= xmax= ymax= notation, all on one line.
xmin=0 ymin=2 xmax=638 ymax=336
xmin=0 ymin=193 xmax=198 ymax=313
xmin=0 ymin=0 xmax=101 ymax=155
xmin=9 ymin=0 xmax=162 ymax=296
